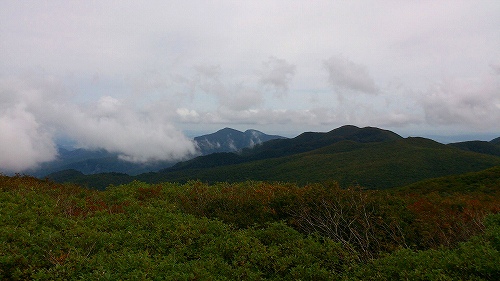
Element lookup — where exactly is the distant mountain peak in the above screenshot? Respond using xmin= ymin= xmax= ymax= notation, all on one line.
xmin=193 ymin=128 xmax=286 ymax=155
xmin=244 ymin=129 xmax=263 ymax=133
xmin=218 ymin=127 xmax=241 ymax=133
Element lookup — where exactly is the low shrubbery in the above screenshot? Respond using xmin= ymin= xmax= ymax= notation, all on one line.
xmin=1 ymin=174 xmax=499 ymax=280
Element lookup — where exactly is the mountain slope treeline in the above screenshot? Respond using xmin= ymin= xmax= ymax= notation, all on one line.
xmin=153 ymin=137 xmax=500 ymax=189
xmin=166 ymin=125 xmax=402 ymax=171
xmin=47 ymin=126 xmax=500 ymax=190
xmin=448 ymin=140 xmax=500 ymax=157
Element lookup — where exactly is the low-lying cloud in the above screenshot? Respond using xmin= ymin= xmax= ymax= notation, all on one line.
xmin=0 ymin=104 xmax=57 ymax=172
xmin=0 ymin=76 xmax=198 ymax=172
xmin=56 ymin=96 xmax=198 ymax=163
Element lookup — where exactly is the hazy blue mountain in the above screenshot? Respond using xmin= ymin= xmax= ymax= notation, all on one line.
xmin=27 ymin=147 xmax=177 ymax=177
xmin=194 ymin=128 xmax=287 ymax=155
xmin=26 ymin=147 xmax=111 ymax=177
xmin=490 ymin=137 xmax=500 ymax=145
xmin=31 ymin=128 xmax=284 ymax=177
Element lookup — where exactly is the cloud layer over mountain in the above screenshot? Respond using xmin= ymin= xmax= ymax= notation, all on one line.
xmin=0 ymin=77 xmax=197 ymax=171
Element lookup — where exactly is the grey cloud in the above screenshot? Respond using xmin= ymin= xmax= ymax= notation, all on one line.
xmin=193 ymin=65 xmax=264 ymax=111
xmin=370 ymin=112 xmax=423 ymax=128
xmin=223 ymin=84 xmax=263 ymax=111
xmin=421 ymin=75 xmax=500 ymax=129
xmin=179 ymin=104 xmax=419 ymax=131
xmin=491 ymin=63 xmax=500 ymax=75
xmin=175 ymin=107 xmax=323 ymax=127
xmin=195 ymin=65 xmax=223 ymax=80
xmin=260 ymin=57 xmax=296 ymax=97
xmin=217 ymin=108 xmax=323 ymax=126
xmin=324 ymin=56 xmax=378 ymax=94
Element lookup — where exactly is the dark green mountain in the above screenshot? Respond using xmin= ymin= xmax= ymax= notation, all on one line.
xmin=166 ymin=125 xmax=402 ymax=171
xmin=448 ymin=140 xmax=500 ymax=157
xmin=47 ymin=169 xmax=134 ymax=190
xmin=241 ymin=124 xmax=403 ymax=158
xmin=47 ymin=126 xmax=500 ymax=190
xmin=148 ymin=137 xmax=500 ymax=189
xmin=395 ymin=165 xmax=500 ymax=194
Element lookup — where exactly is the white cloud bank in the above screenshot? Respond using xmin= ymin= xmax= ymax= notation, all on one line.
xmin=58 ymin=96 xmax=198 ymax=163
xmin=0 ymin=77 xmax=197 ymax=172
xmin=0 ymin=104 xmax=57 ymax=172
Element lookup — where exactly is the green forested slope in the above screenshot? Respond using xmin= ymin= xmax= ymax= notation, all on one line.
xmin=396 ymin=165 xmax=500 ymax=194
xmin=168 ymin=125 xmax=402 ymax=171
xmin=448 ymin=140 xmax=500 ymax=157
xmin=46 ymin=125 xmax=500 ymax=190
xmin=149 ymin=137 xmax=500 ymax=189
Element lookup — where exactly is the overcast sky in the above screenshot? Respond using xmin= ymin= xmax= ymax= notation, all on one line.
xmin=1 ymin=1 xmax=500 ymax=172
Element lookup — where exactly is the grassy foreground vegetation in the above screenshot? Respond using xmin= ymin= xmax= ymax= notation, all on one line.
xmin=1 ymin=171 xmax=500 ymax=280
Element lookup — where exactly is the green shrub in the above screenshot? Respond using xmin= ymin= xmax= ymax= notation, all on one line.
xmin=348 ymin=214 xmax=500 ymax=280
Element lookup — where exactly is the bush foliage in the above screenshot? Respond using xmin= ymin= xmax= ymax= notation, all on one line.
xmin=1 ymin=173 xmax=499 ymax=280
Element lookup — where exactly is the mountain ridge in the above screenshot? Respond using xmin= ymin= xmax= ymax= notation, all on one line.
xmin=490 ymin=136 xmax=500 ymax=145
xmin=447 ymin=140 xmax=500 ymax=157
xmin=45 ymin=125 xmax=500 ymax=190
xmin=165 ymin=125 xmax=402 ymax=172
xmin=149 ymin=137 xmax=500 ymax=189
xmin=194 ymin=127 xmax=286 ymax=155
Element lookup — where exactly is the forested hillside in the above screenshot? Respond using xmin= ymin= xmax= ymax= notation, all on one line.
xmin=47 ymin=134 xmax=500 ymax=190
xmin=152 ymin=137 xmax=500 ymax=188
xmin=1 ymin=171 xmax=499 ymax=280
xmin=448 ymin=141 xmax=500 ymax=157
